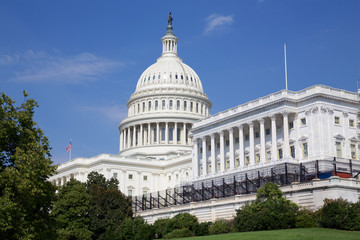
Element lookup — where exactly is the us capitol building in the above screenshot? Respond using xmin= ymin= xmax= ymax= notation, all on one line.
xmin=50 ymin=16 xmax=360 ymax=223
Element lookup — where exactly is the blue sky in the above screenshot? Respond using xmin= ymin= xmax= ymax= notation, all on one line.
xmin=1 ymin=0 xmax=359 ymax=165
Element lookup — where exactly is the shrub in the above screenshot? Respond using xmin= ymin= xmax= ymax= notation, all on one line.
xmin=163 ymin=228 xmax=194 ymax=239
xmin=208 ymin=219 xmax=231 ymax=235
xmin=113 ymin=216 xmax=154 ymax=240
xmin=193 ymin=221 xmax=211 ymax=236
xmin=296 ymin=209 xmax=316 ymax=228
xmin=320 ymin=198 xmax=360 ymax=231
xmin=153 ymin=218 xmax=171 ymax=239
xmin=234 ymin=182 xmax=299 ymax=232
xmin=163 ymin=213 xmax=198 ymax=236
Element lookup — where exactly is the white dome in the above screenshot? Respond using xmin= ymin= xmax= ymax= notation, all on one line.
xmin=135 ymin=56 xmax=204 ymax=93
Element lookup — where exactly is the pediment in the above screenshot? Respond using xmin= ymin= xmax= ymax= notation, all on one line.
xmin=333 ymin=134 xmax=345 ymax=140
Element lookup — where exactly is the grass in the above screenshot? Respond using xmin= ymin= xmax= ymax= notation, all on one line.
xmin=174 ymin=228 xmax=360 ymax=240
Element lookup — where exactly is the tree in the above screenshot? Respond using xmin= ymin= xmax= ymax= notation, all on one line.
xmin=234 ymin=182 xmax=299 ymax=232
xmin=0 ymin=92 xmax=57 ymax=239
xmin=51 ymin=178 xmax=93 ymax=240
xmin=85 ymin=171 xmax=132 ymax=240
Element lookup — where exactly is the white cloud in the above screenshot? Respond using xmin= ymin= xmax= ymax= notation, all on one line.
xmin=1 ymin=50 xmax=125 ymax=84
xmin=205 ymin=14 xmax=234 ymax=34
xmin=81 ymin=104 xmax=128 ymax=123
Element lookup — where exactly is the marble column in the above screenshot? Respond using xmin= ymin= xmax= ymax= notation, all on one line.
xmin=174 ymin=122 xmax=178 ymax=144
xmin=193 ymin=138 xmax=199 ymax=179
xmin=202 ymin=136 xmax=207 ymax=176
xmin=270 ymin=115 xmax=278 ymax=161
xmin=165 ymin=122 xmax=169 ymax=144
xmin=249 ymin=122 xmax=255 ymax=166
xmin=220 ymin=131 xmax=225 ymax=172
xmin=211 ymin=133 xmax=216 ymax=173
xmin=259 ymin=118 xmax=266 ymax=163
xmin=283 ymin=111 xmax=290 ymax=158
xmin=139 ymin=124 xmax=143 ymax=146
xmin=183 ymin=123 xmax=187 ymax=145
xmin=127 ymin=127 xmax=131 ymax=148
xmin=239 ymin=125 xmax=244 ymax=168
xmin=132 ymin=125 xmax=136 ymax=147
xmin=156 ymin=122 xmax=160 ymax=144
xmin=229 ymin=128 xmax=235 ymax=170
xmin=147 ymin=123 xmax=151 ymax=145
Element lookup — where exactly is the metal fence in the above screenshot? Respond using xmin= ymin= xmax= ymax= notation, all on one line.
xmin=133 ymin=158 xmax=360 ymax=212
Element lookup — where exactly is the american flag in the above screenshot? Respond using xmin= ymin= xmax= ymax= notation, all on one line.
xmin=66 ymin=142 xmax=71 ymax=152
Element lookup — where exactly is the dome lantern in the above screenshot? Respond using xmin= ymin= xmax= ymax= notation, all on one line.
xmin=161 ymin=12 xmax=178 ymax=57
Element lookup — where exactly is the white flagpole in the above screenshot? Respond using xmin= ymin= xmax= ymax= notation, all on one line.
xmin=284 ymin=42 xmax=288 ymax=90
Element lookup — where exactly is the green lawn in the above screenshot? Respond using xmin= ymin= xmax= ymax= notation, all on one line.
xmin=174 ymin=228 xmax=360 ymax=240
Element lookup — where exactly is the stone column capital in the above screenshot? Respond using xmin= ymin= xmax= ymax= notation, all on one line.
xmin=228 ymin=127 xmax=234 ymax=134
xmin=211 ymin=133 xmax=216 ymax=139
xmin=270 ymin=114 xmax=276 ymax=121
xmin=258 ymin=118 xmax=265 ymax=124
xmin=247 ymin=121 xmax=254 ymax=127
xmin=202 ymin=136 xmax=207 ymax=141
xmin=238 ymin=125 xmax=243 ymax=131
xmin=220 ymin=131 xmax=225 ymax=137
xmin=282 ymin=110 xmax=289 ymax=117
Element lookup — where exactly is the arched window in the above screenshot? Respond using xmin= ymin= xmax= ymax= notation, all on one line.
xmin=184 ymin=101 xmax=187 ymax=111
xmin=143 ymin=102 xmax=145 ymax=112
xmin=148 ymin=101 xmax=152 ymax=111
xmin=155 ymin=100 xmax=159 ymax=110
xmin=162 ymin=100 xmax=166 ymax=110
xmin=153 ymin=75 xmax=155 ymax=80
xmin=176 ymin=100 xmax=180 ymax=110
xmin=177 ymin=128 xmax=181 ymax=142
xmin=181 ymin=75 xmax=183 ymax=80
xmin=158 ymin=74 xmax=160 ymax=79
xmin=169 ymin=100 xmax=173 ymax=110
xmin=175 ymin=74 xmax=178 ymax=79
xmin=190 ymin=102 xmax=193 ymax=112
xmin=137 ymin=103 xmax=140 ymax=113
xmin=196 ymin=103 xmax=198 ymax=113
xmin=170 ymin=73 xmax=172 ymax=79
xmin=169 ymin=127 xmax=173 ymax=141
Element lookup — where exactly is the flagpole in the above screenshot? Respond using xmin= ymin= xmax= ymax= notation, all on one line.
xmin=284 ymin=42 xmax=288 ymax=90
xmin=69 ymin=139 xmax=72 ymax=161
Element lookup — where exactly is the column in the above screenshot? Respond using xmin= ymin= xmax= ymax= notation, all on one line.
xmin=156 ymin=122 xmax=160 ymax=144
xmin=192 ymin=138 xmax=199 ymax=179
xmin=183 ymin=123 xmax=187 ymax=145
xmin=220 ymin=131 xmax=225 ymax=172
xmin=139 ymin=124 xmax=143 ymax=146
xmin=132 ymin=126 xmax=136 ymax=147
xmin=283 ymin=111 xmax=290 ymax=158
xmin=211 ymin=133 xmax=216 ymax=173
xmin=174 ymin=122 xmax=178 ymax=144
xmin=127 ymin=127 xmax=131 ymax=148
xmin=165 ymin=122 xmax=169 ymax=144
xmin=249 ymin=122 xmax=255 ymax=166
xmin=147 ymin=123 xmax=151 ymax=145
xmin=239 ymin=125 xmax=245 ymax=168
xmin=270 ymin=115 xmax=277 ymax=161
xmin=119 ymin=131 xmax=123 ymax=151
xmin=202 ymin=137 xmax=207 ymax=176
xmin=229 ymin=128 xmax=235 ymax=170
xmin=259 ymin=118 xmax=266 ymax=163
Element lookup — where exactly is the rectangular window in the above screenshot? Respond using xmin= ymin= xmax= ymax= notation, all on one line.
xmin=208 ymin=145 xmax=211 ymax=151
xmin=266 ymin=151 xmax=271 ymax=162
xmin=207 ymin=165 xmax=211 ymax=174
xmin=128 ymin=174 xmax=133 ymax=180
xmin=143 ymin=175 xmax=148 ymax=181
xmin=255 ymin=154 xmax=260 ymax=164
xmin=289 ymin=121 xmax=294 ymax=129
xmin=255 ymin=132 xmax=260 ymax=138
xmin=217 ymin=143 xmax=220 ymax=149
xmin=200 ymin=147 xmax=202 ymax=154
xmin=226 ymin=140 xmax=229 ymax=146
xmin=184 ymin=101 xmax=187 ymax=111
xmin=217 ymin=162 xmax=220 ymax=171
xmin=349 ymin=119 xmax=355 ymax=127
xmin=235 ymin=158 xmax=239 ymax=168
xmin=235 ymin=137 xmax=239 ymax=143
xmin=335 ymin=116 xmax=340 ymax=125
xmin=128 ymin=189 xmax=132 ymax=196
xmin=161 ymin=128 xmax=165 ymax=141
xmin=336 ymin=142 xmax=342 ymax=158
xmin=302 ymin=143 xmax=308 ymax=158
xmin=290 ymin=145 xmax=295 ymax=158
xmin=278 ymin=148 xmax=283 ymax=159
xmin=226 ymin=160 xmax=230 ymax=170
xmin=245 ymin=135 xmax=249 ymax=141
xmin=143 ymin=191 xmax=148 ymax=196
xmin=266 ymin=128 xmax=270 ymax=135
xmin=351 ymin=144 xmax=356 ymax=160
xmin=169 ymin=128 xmax=173 ymax=141
xmin=113 ymin=172 xmax=118 ymax=179
xmin=153 ymin=129 xmax=157 ymax=142
xmin=300 ymin=118 xmax=307 ymax=126
xmin=168 ymin=176 xmax=171 ymax=181
xmin=200 ymin=166 xmax=203 ymax=175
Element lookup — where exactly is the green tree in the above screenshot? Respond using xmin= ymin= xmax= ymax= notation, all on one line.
xmin=86 ymin=171 xmax=132 ymax=240
xmin=0 ymin=92 xmax=57 ymax=239
xmin=51 ymin=178 xmax=93 ymax=240
xmin=234 ymin=182 xmax=299 ymax=232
